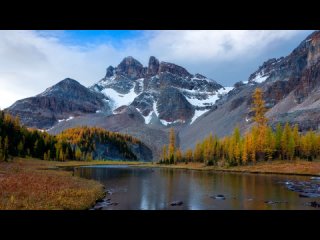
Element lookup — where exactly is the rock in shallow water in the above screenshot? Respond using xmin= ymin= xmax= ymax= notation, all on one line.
xmin=105 ymin=189 xmax=113 ymax=195
xmin=299 ymin=193 xmax=320 ymax=198
xmin=92 ymin=197 xmax=120 ymax=210
xmin=305 ymin=201 xmax=320 ymax=208
xmin=264 ymin=200 xmax=288 ymax=205
xmin=310 ymin=177 xmax=320 ymax=181
xmin=170 ymin=201 xmax=183 ymax=206
xmin=284 ymin=180 xmax=320 ymax=198
xmin=211 ymin=194 xmax=226 ymax=200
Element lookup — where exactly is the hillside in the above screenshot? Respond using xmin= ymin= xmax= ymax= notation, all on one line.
xmin=0 ymin=110 xmax=152 ymax=162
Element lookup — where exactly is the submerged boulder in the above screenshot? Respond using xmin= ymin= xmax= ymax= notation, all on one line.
xmin=170 ymin=201 xmax=183 ymax=206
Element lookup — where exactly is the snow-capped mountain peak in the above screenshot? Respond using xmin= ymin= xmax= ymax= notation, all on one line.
xmin=90 ymin=56 xmax=231 ymax=126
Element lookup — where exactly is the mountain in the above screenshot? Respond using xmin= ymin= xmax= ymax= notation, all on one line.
xmin=90 ymin=56 xmax=228 ymax=125
xmin=180 ymin=30 xmax=320 ymax=151
xmin=6 ymin=57 xmax=231 ymax=159
xmin=6 ymin=78 xmax=111 ymax=129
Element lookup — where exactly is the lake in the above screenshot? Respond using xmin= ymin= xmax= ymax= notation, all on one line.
xmin=75 ymin=165 xmax=320 ymax=210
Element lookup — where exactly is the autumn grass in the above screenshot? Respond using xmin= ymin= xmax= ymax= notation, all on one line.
xmin=0 ymin=158 xmax=105 ymax=210
xmin=224 ymin=160 xmax=320 ymax=176
xmin=136 ymin=160 xmax=320 ymax=176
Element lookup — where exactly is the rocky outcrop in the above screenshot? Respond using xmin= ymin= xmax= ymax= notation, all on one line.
xmin=105 ymin=66 xmax=115 ymax=78
xmin=131 ymin=92 xmax=154 ymax=116
xmin=147 ymin=56 xmax=160 ymax=76
xmin=157 ymin=87 xmax=194 ymax=122
xmin=94 ymin=140 xmax=153 ymax=162
xmin=158 ymin=61 xmax=192 ymax=78
xmin=116 ymin=56 xmax=144 ymax=79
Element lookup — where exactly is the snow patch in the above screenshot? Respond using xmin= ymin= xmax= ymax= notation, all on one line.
xmin=67 ymin=116 xmax=74 ymax=121
xmin=103 ymin=75 xmax=116 ymax=83
xmin=185 ymin=87 xmax=233 ymax=108
xmin=252 ymin=73 xmax=269 ymax=83
xmin=190 ymin=109 xmax=208 ymax=124
xmin=96 ymin=110 xmax=102 ymax=113
xmin=181 ymin=88 xmax=200 ymax=94
xmin=218 ymin=87 xmax=233 ymax=94
xmin=160 ymin=119 xmax=185 ymax=126
xmin=101 ymin=84 xmax=139 ymax=111
xmin=58 ymin=116 xmax=74 ymax=123
xmin=191 ymin=77 xmax=208 ymax=81
xmin=46 ymin=126 xmax=54 ymax=132
xmin=153 ymin=101 xmax=159 ymax=117
xmin=143 ymin=111 xmax=153 ymax=124
xmin=136 ymin=108 xmax=153 ymax=124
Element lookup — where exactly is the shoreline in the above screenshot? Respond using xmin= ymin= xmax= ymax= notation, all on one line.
xmin=134 ymin=164 xmax=320 ymax=177
xmin=59 ymin=160 xmax=320 ymax=177
xmin=129 ymin=161 xmax=320 ymax=177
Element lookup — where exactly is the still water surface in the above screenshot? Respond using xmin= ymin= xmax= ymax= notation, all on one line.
xmin=76 ymin=165 xmax=320 ymax=210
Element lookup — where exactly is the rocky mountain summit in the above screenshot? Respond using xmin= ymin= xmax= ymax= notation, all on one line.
xmin=91 ymin=56 xmax=228 ymax=125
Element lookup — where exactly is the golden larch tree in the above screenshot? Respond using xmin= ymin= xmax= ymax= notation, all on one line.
xmin=175 ymin=148 xmax=182 ymax=163
xmin=168 ymin=128 xmax=176 ymax=159
xmin=161 ymin=145 xmax=168 ymax=162
xmin=184 ymin=148 xmax=193 ymax=163
xmin=252 ymin=88 xmax=268 ymax=127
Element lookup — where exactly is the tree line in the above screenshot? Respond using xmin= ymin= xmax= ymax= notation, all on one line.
xmin=0 ymin=110 xmax=141 ymax=162
xmin=159 ymin=88 xmax=320 ymax=166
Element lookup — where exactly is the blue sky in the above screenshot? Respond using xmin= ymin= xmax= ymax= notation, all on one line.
xmin=57 ymin=30 xmax=142 ymax=46
xmin=0 ymin=30 xmax=314 ymax=108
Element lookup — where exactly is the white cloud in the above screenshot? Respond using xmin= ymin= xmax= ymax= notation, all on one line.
xmin=0 ymin=30 xmax=310 ymax=108
xmin=0 ymin=30 xmax=125 ymax=108
xmin=144 ymin=30 xmax=301 ymax=62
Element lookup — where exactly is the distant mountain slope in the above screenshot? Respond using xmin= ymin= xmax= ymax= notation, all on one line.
xmin=180 ymin=30 xmax=320 ymax=151
xmin=6 ymin=78 xmax=111 ymax=129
